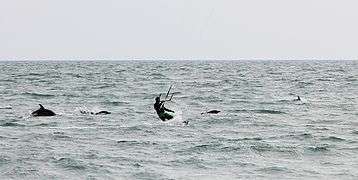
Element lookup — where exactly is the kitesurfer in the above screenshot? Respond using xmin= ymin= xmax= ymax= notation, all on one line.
xmin=154 ymin=95 xmax=175 ymax=121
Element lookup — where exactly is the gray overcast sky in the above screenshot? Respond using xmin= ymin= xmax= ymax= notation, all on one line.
xmin=1 ymin=0 xmax=357 ymax=60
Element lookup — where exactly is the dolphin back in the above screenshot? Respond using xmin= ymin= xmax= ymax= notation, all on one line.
xmin=32 ymin=105 xmax=56 ymax=116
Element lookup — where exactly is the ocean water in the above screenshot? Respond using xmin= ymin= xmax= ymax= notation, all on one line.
xmin=0 ymin=60 xmax=357 ymax=179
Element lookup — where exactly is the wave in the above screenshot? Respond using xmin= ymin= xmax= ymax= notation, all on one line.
xmin=266 ymin=133 xmax=313 ymax=140
xmin=296 ymin=81 xmax=314 ymax=85
xmin=22 ymin=92 xmax=56 ymax=98
xmin=250 ymin=144 xmax=273 ymax=153
xmin=0 ymin=79 xmax=16 ymax=83
xmin=53 ymin=134 xmax=72 ymax=139
xmin=267 ymin=71 xmax=283 ymax=75
xmin=220 ymin=146 xmax=241 ymax=152
xmin=132 ymin=171 xmax=170 ymax=180
xmin=228 ymin=137 xmax=263 ymax=142
xmin=191 ymin=144 xmax=212 ymax=150
xmin=61 ymin=93 xmax=79 ymax=98
xmin=0 ymin=155 xmax=11 ymax=165
xmin=55 ymin=157 xmax=87 ymax=170
xmin=257 ymin=166 xmax=291 ymax=173
xmin=321 ymin=136 xmax=345 ymax=142
xmin=277 ymin=99 xmax=291 ymax=103
xmin=317 ymin=78 xmax=334 ymax=82
xmin=177 ymin=143 xmax=223 ymax=154
xmin=250 ymin=143 xmax=299 ymax=158
xmin=52 ymin=131 xmax=72 ymax=139
xmin=345 ymin=76 xmax=356 ymax=82
xmin=299 ymin=133 xmax=313 ymax=138
xmin=254 ymin=109 xmax=286 ymax=114
xmin=104 ymin=101 xmax=129 ymax=106
xmin=28 ymin=73 xmax=44 ymax=76
xmin=328 ymin=68 xmax=346 ymax=73
xmin=0 ymin=106 xmax=12 ymax=109
xmin=233 ymin=109 xmax=286 ymax=114
xmin=33 ymin=123 xmax=51 ymax=127
xmin=258 ymin=101 xmax=277 ymax=105
xmin=93 ymin=84 xmax=116 ymax=89
xmin=116 ymin=140 xmax=158 ymax=146
xmin=0 ymin=122 xmax=25 ymax=127
xmin=65 ymin=73 xmax=83 ymax=78
xmin=230 ymin=100 xmax=251 ymax=104
xmin=307 ymin=145 xmax=330 ymax=152
xmin=33 ymin=122 xmax=58 ymax=127
xmin=149 ymin=72 xmax=165 ymax=77
xmin=167 ymin=157 xmax=208 ymax=169
xmin=233 ymin=109 xmax=250 ymax=113
xmin=17 ymin=72 xmax=44 ymax=77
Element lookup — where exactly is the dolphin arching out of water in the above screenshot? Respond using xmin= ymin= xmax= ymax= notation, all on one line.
xmin=201 ymin=110 xmax=221 ymax=115
xmin=31 ymin=104 xmax=56 ymax=116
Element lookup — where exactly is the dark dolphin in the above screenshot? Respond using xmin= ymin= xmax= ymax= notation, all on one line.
xmin=201 ymin=110 xmax=221 ymax=115
xmin=294 ymin=96 xmax=301 ymax=101
xmin=31 ymin=104 xmax=56 ymax=116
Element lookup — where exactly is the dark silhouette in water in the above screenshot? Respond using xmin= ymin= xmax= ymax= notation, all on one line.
xmin=201 ymin=110 xmax=221 ymax=115
xmin=94 ymin=111 xmax=111 ymax=115
xmin=154 ymin=96 xmax=174 ymax=121
xmin=31 ymin=104 xmax=56 ymax=116
xmin=294 ymin=96 xmax=301 ymax=101
xmin=80 ymin=110 xmax=111 ymax=115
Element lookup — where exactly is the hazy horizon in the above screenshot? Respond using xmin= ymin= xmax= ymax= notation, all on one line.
xmin=1 ymin=0 xmax=358 ymax=60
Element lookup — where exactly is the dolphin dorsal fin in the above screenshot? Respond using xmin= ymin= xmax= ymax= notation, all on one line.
xmin=39 ymin=104 xmax=44 ymax=109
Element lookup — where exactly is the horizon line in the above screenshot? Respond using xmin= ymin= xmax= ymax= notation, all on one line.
xmin=0 ymin=59 xmax=357 ymax=62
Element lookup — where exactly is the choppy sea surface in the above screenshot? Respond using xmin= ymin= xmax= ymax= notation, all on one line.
xmin=0 ymin=60 xmax=357 ymax=179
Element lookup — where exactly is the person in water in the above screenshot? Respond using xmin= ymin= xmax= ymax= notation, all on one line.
xmin=154 ymin=95 xmax=175 ymax=121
